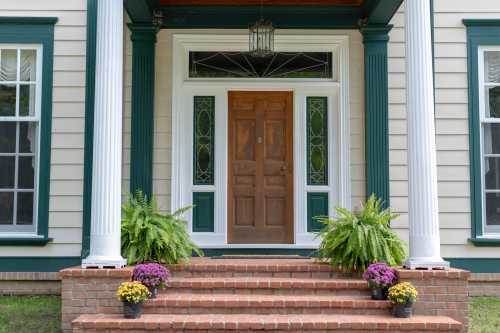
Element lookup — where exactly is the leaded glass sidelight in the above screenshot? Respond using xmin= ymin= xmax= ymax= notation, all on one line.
xmin=307 ymin=97 xmax=328 ymax=186
xmin=193 ymin=96 xmax=215 ymax=185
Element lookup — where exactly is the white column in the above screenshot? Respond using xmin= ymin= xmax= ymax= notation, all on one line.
xmin=404 ymin=0 xmax=449 ymax=270
xmin=82 ymin=0 xmax=126 ymax=269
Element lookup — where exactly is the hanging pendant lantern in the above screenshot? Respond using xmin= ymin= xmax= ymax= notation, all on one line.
xmin=249 ymin=19 xmax=275 ymax=57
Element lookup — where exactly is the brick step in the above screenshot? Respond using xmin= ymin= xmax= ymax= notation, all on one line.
xmin=169 ymin=258 xmax=352 ymax=278
xmin=72 ymin=314 xmax=463 ymax=332
xmin=163 ymin=277 xmax=370 ymax=295
xmin=143 ymin=294 xmax=390 ymax=315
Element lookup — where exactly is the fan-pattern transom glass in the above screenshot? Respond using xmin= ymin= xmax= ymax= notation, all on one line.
xmin=193 ymin=96 xmax=215 ymax=185
xmin=307 ymin=97 xmax=328 ymax=186
xmin=189 ymin=51 xmax=332 ymax=79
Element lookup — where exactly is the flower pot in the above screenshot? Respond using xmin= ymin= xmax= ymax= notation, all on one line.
xmin=148 ymin=286 xmax=158 ymax=299
xmin=392 ymin=301 xmax=413 ymax=318
xmin=123 ymin=301 xmax=143 ymax=319
xmin=370 ymin=286 xmax=388 ymax=300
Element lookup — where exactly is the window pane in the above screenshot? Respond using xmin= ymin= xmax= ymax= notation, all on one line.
xmin=485 ymin=51 xmax=500 ymax=83
xmin=0 ymin=122 xmax=16 ymax=153
xmin=486 ymin=86 xmax=500 ymax=118
xmin=19 ymin=122 xmax=37 ymax=153
xmin=0 ymin=49 xmax=17 ymax=81
xmin=485 ymin=157 xmax=500 ymax=190
xmin=0 ymin=156 xmax=15 ymax=188
xmin=193 ymin=96 xmax=215 ymax=185
xmin=486 ymin=192 xmax=500 ymax=226
xmin=19 ymin=84 xmax=36 ymax=116
xmin=0 ymin=84 xmax=16 ymax=116
xmin=307 ymin=97 xmax=328 ymax=185
xmin=20 ymin=49 xmax=36 ymax=82
xmin=18 ymin=156 xmax=34 ymax=189
xmin=0 ymin=192 xmax=13 ymax=224
xmin=16 ymin=192 xmax=34 ymax=225
xmin=483 ymin=123 xmax=500 ymax=155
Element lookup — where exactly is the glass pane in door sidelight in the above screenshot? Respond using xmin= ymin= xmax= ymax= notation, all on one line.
xmin=193 ymin=96 xmax=215 ymax=185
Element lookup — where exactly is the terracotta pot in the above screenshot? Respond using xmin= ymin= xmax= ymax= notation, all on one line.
xmin=123 ymin=301 xmax=143 ymax=319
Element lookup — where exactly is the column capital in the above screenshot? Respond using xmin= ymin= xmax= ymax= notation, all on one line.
xmin=360 ymin=24 xmax=393 ymax=43
xmin=128 ymin=23 xmax=158 ymax=43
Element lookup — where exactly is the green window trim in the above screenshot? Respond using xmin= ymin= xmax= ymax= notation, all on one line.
xmin=193 ymin=96 xmax=215 ymax=185
xmin=307 ymin=192 xmax=329 ymax=232
xmin=306 ymin=97 xmax=328 ymax=186
xmin=0 ymin=17 xmax=57 ymax=245
xmin=192 ymin=192 xmax=215 ymax=232
xmin=464 ymin=19 xmax=500 ymax=246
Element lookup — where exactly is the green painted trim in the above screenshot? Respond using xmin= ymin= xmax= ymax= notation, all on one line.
xmin=360 ymin=25 xmax=392 ymax=208
xmin=0 ymin=17 xmax=57 ymax=242
xmin=463 ymin=20 xmax=500 ymax=242
xmin=445 ymin=258 xmax=500 ymax=273
xmin=200 ymin=249 xmax=318 ymax=257
xmin=0 ymin=257 xmax=80 ymax=272
xmin=129 ymin=24 xmax=157 ymax=198
xmin=469 ymin=238 xmax=500 ymax=247
xmin=0 ymin=238 xmax=52 ymax=246
xmin=124 ymin=0 xmax=156 ymax=23
xmin=307 ymin=192 xmax=329 ymax=232
xmin=365 ymin=0 xmax=403 ymax=25
xmin=82 ymin=0 xmax=98 ymax=258
xmin=192 ymin=192 xmax=215 ymax=232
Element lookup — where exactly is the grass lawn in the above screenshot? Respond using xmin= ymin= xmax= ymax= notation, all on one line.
xmin=0 ymin=295 xmax=498 ymax=332
xmin=469 ymin=297 xmax=500 ymax=333
xmin=0 ymin=296 xmax=60 ymax=333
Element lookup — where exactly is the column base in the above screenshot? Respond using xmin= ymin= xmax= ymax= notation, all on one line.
xmin=404 ymin=257 xmax=450 ymax=270
xmin=81 ymin=256 xmax=127 ymax=269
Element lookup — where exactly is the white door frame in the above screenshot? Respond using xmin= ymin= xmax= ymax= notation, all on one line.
xmin=171 ymin=32 xmax=351 ymax=248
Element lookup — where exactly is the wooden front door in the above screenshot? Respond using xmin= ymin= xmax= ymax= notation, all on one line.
xmin=228 ymin=91 xmax=293 ymax=244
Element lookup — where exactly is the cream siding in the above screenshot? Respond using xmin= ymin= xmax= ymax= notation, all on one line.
xmin=0 ymin=0 xmax=87 ymax=256
xmin=388 ymin=0 xmax=500 ymax=258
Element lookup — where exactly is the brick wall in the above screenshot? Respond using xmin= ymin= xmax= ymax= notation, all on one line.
xmin=399 ymin=269 xmax=470 ymax=332
xmin=0 ymin=272 xmax=60 ymax=296
xmin=469 ymin=273 xmax=500 ymax=297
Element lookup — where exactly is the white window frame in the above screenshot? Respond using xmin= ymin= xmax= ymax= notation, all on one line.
xmin=171 ymin=33 xmax=351 ymax=248
xmin=0 ymin=44 xmax=43 ymax=235
xmin=478 ymin=46 xmax=500 ymax=236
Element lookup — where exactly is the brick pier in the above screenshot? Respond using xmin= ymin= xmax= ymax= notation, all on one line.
xmin=60 ymin=258 xmax=469 ymax=332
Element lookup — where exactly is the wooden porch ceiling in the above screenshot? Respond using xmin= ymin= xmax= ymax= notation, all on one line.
xmin=125 ymin=0 xmax=402 ymax=29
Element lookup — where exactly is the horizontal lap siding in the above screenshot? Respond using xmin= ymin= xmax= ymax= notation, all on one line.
xmin=388 ymin=0 xmax=500 ymax=258
xmin=0 ymin=0 xmax=87 ymax=256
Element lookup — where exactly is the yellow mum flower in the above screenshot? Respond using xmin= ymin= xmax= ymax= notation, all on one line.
xmin=116 ymin=281 xmax=150 ymax=303
xmin=388 ymin=282 xmax=418 ymax=304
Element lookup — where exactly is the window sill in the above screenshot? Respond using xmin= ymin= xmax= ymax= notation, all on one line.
xmin=469 ymin=237 xmax=500 ymax=247
xmin=0 ymin=237 xmax=52 ymax=246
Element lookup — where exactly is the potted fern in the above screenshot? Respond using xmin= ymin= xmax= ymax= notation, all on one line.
xmin=363 ymin=262 xmax=398 ymax=300
xmin=388 ymin=282 xmax=418 ymax=318
xmin=316 ymin=195 xmax=407 ymax=273
xmin=116 ymin=281 xmax=150 ymax=319
xmin=121 ymin=191 xmax=203 ymax=265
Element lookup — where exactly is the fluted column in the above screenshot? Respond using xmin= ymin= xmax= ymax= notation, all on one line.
xmin=404 ymin=0 xmax=449 ymax=270
xmin=82 ymin=0 xmax=126 ymax=268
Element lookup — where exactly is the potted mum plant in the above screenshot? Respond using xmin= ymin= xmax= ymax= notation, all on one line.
xmin=116 ymin=281 xmax=150 ymax=319
xmin=387 ymin=282 xmax=418 ymax=318
xmin=132 ymin=263 xmax=171 ymax=299
xmin=362 ymin=262 xmax=399 ymax=300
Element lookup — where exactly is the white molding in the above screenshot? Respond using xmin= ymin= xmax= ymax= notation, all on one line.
xmin=171 ymin=31 xmax=350 ymax=248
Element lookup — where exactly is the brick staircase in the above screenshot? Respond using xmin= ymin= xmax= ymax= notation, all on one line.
xmin=64 ymin=258 xmax=466 ymax=332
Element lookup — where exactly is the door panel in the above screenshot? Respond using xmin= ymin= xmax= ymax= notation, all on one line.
xmin=228 ymin=91 xmax=293 ymax=244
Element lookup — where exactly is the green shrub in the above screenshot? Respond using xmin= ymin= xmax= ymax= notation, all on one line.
xmin=316 ymin=195 xmax=407 ymax=273
xmin=121 ymin=191 xmax=203 ymax=265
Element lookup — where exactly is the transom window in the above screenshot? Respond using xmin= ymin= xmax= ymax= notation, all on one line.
xmin=189 ymin=51 xmax=333 ymax=79
xmin=0 ymin=45 xmax=41 ymax=233
xmin=479 ymin=47 xmax=500 ymax=234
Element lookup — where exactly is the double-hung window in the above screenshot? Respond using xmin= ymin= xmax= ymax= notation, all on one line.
xmin=478 ymin=48 xmax=500 ymax=235
xmin=0 ymin=46 xmax=41 ymax=234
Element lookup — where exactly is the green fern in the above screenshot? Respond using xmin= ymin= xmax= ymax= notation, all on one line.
xmin=121 ymin=191 xmax=203 ymax=265
xmin=316 ymin=195 xmax=407 ymax=273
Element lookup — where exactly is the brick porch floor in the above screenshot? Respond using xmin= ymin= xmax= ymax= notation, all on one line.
xmin=61 ymin=258 xmax=469 ymax=332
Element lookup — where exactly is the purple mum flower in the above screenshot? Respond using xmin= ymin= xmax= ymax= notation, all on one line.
xmin=362 ymin=262 xmax=399 ymax=288
xmin=132 ymin=263 xmax=171 ymax=289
